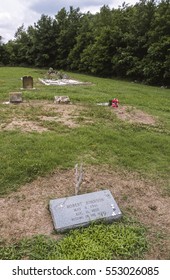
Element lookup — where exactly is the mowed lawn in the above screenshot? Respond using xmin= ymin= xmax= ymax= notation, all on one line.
xmin=0 ymin=67 xmax=170 ymax=260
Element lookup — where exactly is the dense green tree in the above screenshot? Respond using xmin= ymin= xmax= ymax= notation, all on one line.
xmin=68 ymin=12 xmax=94 ymax=71
xmin=55 ymin=7 xmax=81 ymax=69
xmin=83 ymin=6 xmax=118 ymax=76
xmin=28 ymin=15 xmax=57 ymax=67
xmin=0 ymin=1 xmax=169 ymax=85
xmin=13 ymin=25 xmax=31 ymax=65
xmin=0 ymin=36 xmax=7 ymax=64
xmin=142 ymin=0 xmax=170 ymax=84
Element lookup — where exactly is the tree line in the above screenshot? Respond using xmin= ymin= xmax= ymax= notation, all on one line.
xmin=0 ymin=0 xmax=170 ymax=86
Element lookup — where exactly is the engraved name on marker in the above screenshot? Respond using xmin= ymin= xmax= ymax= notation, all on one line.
xmin=49 ymin=190 xmax=122 ymax=232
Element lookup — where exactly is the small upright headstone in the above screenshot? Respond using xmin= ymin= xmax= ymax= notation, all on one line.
xmin=22 ymin=76 xmax=33 ymax=89
xmin=49 ymin=190 xmax=122 ymax=232
xmin=9 ymin=92 xmax=22 ymax=104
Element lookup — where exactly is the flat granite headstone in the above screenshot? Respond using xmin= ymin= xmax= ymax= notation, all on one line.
xmin=49 ymin=190 xmax=122 ymax=232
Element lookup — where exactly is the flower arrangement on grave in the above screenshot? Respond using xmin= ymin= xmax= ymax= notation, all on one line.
xmin=112 ymin=98 xmax=119 ymax=107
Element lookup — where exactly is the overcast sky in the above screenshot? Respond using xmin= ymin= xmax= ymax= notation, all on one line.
xmin=0 ymin=0 xmax=138 ymax=43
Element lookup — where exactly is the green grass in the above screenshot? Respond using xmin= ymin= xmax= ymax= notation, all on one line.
xmin=0 ymin=66 xmax=170 ymax=259
xmin=0 ymin=220 xmax=147 ymax=260
xmin=0 ymin=67 xmax=169 ymax=192
xmin=0 ymin=120 xmax=169 ymax=195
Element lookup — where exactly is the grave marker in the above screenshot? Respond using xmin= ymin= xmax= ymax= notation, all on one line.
xmin=54 ymin=96 xmax=70 ymax=104
xmin=49 ymin=190 xmax=122 ymax=232
xmin=9 ymin=92 xmax=22 ymax=103
xmin=22 ymin=76 xmax=34 ymax=89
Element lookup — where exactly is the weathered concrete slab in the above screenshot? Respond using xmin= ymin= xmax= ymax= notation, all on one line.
xmin=9 ymin=92 xmax=22 ymax=103
xmin=39 ymin=78 xmax=91 ymax=86
xmin=54 ymin=96 xmax=70 ymax=104
xmin=49 ymin=190 xmax=122 ymax=232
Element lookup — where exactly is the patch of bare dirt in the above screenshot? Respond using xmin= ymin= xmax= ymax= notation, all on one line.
xmin=39 ymin=103 xmax=82 ymax=128
xmin=113 ymin=105 xmax=156 ymax=125
xmin=0 ymin=166 xmax=169 ymax=259
xmin=2 ymin=101 xmax=155 ymax=132
xmin=1 ymin=118 xmax=48 ymax=133
xmin=1 ymin=101 xmax=90 ymax=131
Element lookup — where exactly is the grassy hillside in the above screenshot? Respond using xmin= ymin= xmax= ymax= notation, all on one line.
xmin=0 ymin=67 xmax=169 ymax=194
xmin=0 ymin=67 xmax=169 ymax=259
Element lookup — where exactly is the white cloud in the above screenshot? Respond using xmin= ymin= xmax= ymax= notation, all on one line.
xmin=0 ymin=0 xmax=39 ymax=42
xmin=0 ymin=0 xmax=138 ymax=43
xmin=29 ymin=0 xmax=114 ymax=15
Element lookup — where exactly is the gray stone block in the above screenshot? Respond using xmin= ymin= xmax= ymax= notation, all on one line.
xmin=54 ymin=96 xmax=70 ymax=104
xmin=49 ymin=190 xmax=122 ymax=232
xmin=9 ymin=92 xmax=22 ymax=103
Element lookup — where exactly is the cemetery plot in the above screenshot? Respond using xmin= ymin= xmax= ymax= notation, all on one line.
xmin=113 ymin=105 xmax=156 ymax=125
xmin=0 ymin=101 xmax=92 ymax=132
xmin=39 ymin=78 xmax=91 ymax=86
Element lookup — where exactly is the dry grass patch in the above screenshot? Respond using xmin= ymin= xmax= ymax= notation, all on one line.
xmin=113 ymin=105 xmax=157 ymax=125
xmin=0 ymin=101 xmax=91 ymax=131
xmin=1 ymin=118 xmax=48 ymax=133
xmin=1 ymin=101 xmax=157 ymax=133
